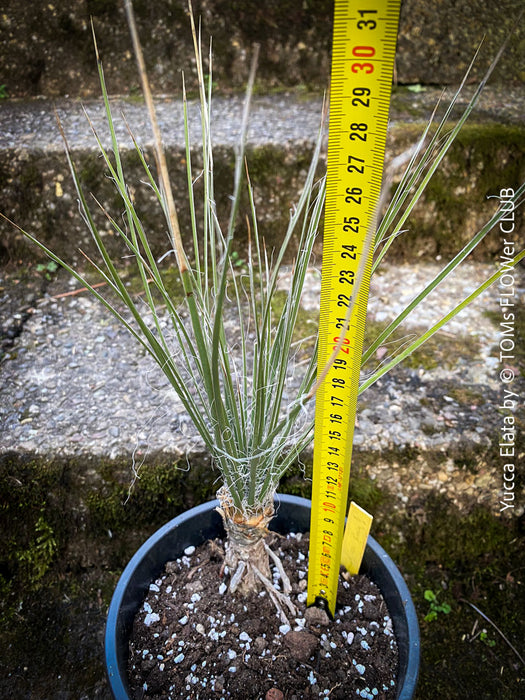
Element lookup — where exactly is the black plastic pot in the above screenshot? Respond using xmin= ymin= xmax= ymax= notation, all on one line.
xmin=105 ymin=494 xmax=420 ymax=699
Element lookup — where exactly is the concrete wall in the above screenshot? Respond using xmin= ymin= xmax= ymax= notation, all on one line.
xmin=1 ymin=0 xmax=523 ymax=99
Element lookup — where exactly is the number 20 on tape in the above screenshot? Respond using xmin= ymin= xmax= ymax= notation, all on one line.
xmin=307 ymin=0 xmax=401 ymax=618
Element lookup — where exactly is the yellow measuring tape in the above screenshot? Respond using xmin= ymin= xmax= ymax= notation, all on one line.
xmin=307 ymin=0 xmax=401 ymax=617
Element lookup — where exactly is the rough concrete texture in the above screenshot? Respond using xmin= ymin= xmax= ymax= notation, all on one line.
xmin=1 ymin=88 xmax=524 ymax=265
xmin=1 ymin=259 xmax=523 ymax=514
xmin=0 ymin=0 xmax=524 ymax=99
xmin=1 ymin=4 xmax=524 ymax=699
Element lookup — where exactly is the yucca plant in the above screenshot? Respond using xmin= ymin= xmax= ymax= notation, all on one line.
xmin=3 ymin=0 xmax=523 ymax=621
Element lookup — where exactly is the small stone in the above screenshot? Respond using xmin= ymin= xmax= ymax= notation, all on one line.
xmin=184 ymin=580 xmax=204 ymax=594
xmin=305 ymin=606 xmax=330 ymax=627
xmin=266 ymin=689 xmax=284 ymax=700
xmin=253 ymin=636 xmax=267 ymax=653
xmin=283 ymin=630 xmax=318 ymax=662
xmin=144 ymin=612 xmax=160 ymax=626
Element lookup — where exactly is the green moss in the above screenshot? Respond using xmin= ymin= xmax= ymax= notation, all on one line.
xmin=235 ymin=143 xmax=320 ymax=255
xmin=0 ymin=456 xmax=64 ymax=563
xmin=15 ymin=512 xmax=57 ymax=586
xmin=385 ymin=122 xmax=525 ymax=261
xmin=0 ymin=451 xmax=216 ymax=625
xmin=2 ymin=443 xmax=524 ymax=698
xmin=428 ymin=123 xmax=523 ymax=249
xmin=363 ymin=318 xmax=481 ymax=371
xmin=347 ymin=474 xmax=386 ymax=515
xmin=18 ymin=161 xmax=43 ymax=191
xmin=377 ymin=494 xmax=525 ymax=699
xmin=0 ymin=455 xmax=69 ymax=624
xmin=445 ymin=386 xmax=487 ymax=406
xmin=86 ymin=458 xmax=217 ymax=535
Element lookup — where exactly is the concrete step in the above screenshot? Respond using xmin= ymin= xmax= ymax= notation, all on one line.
xmin=1 ymin=88 xmax=524 ymax=265
xmin=1 ymin=85 xmax=523 ymax=520
xmin=1 ymin=259 xmax=522 ymax=516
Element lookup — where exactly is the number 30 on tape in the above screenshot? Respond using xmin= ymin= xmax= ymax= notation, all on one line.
xmin=307 ymin=0 xmax=401 ymax=618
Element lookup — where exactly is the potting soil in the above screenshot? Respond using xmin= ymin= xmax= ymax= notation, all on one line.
xmin=128 ymin=532 xmax=398 ymax=699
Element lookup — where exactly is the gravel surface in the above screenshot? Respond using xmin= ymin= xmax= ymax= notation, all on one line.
xmin=1 ymin=259 xmax=521 ymax=514
xmin=0 ymin=95 xmax=323 ymax=153
xmin=1 ymin=86 xmax=523 ymax=154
